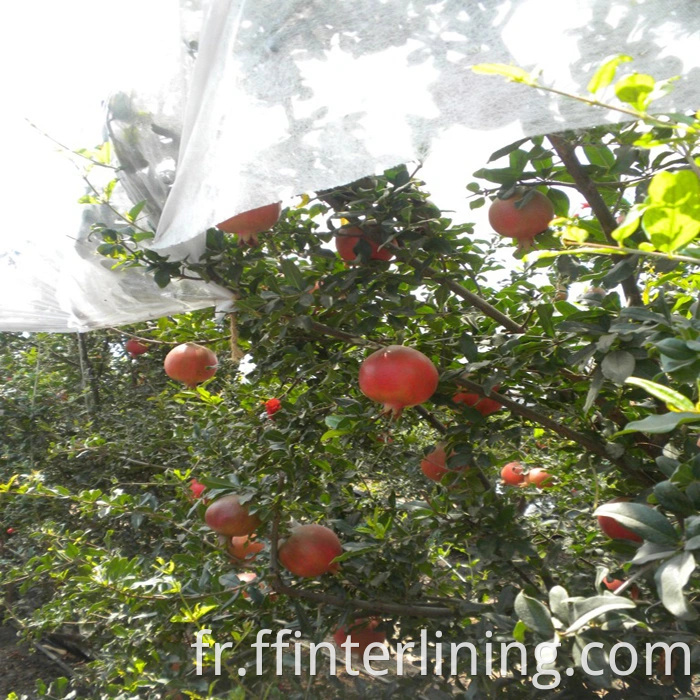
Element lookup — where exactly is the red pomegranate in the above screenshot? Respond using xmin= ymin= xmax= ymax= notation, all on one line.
xmin=453 ymin=391 xmax=502 ymax=417
xmin=189 ymin=478 xmax=207 ymax=500
xmin=602 ymin=576 xmax=640 ymax=600
xmin=278 ymin=524 xmax=342 ymax=578
xmin=164 ymin=343 xmax=217 ymax=388
xmin=204 ymin=495 xmax=261 ymax=537
xmin=335 ymin=227 xmax=395 ymax=262
xmin=597 ymin=506 xmax=643 ymax=543
xmin=359 ymin=345 xmax=439 ymax=418
xmin=526 ymin=468 xmax=554 ymax=489
xmin=420 ymin=443 xmax=468 ymax=483
xmin=228 ymin=535 xmax=264 ymax=562
xmin=217 ymin=202 xmax=282 ymax=245
xmin=333 ymin=618 xmax=386 ymax=656
xmin=488 ymin=189 xmax=554 ymax=249
xmin=125 ymin=338 xmax=148 ymax=357
xmin=500 ymin=461 xmax=525 ymax=486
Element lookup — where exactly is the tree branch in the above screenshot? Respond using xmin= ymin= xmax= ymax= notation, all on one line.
xmin=547 ymin=134 xmax=643 ymax=307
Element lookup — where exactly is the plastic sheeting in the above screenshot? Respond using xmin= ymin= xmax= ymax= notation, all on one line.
xmin=2 ymin=0 xmax=700 ymax=332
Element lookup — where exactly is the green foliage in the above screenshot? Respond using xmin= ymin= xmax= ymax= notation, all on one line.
xmin=2 ymin=63 xmax=700 ymax=699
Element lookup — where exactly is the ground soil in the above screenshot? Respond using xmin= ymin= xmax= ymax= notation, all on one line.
xmin=0 ymin=623 xmax=66 ymax=699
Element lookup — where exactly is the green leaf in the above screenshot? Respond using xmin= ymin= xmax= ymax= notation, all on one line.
xmin=565 ymin=595 xmax=637 ymax=634
xmin=587 ymin=55 xmax=633 ymax=94
xmin=601 ymin=351 xmax=635 ymax=385
xmin=488 ymin=137 xmax=531 ymax=162
xmin=613 ymin=411 xmax=700 ymax=436
xmin=536 ymin=304 xmax=554 ymax=337
xmin=614 ymin=73 xmax=656 ymax=111
xmin=653 ymin=481 xmax=696 ymax=517
xmin=655 ymin=552 xmax=698 ymax=620
xmin=548 ymin=585 xmax=570 ymax=625
xmin=153 ymin=269 xmax=171 ymax=288
xmin=280 ymin=258 xmax=305 ymax=290
xmin=684 ymin=534 xmax=700 ymax=551
xmin=583 ymin=366 xmax=604 ymax=415
xmin=514 ymin=591 xmax=555 ymax=637
xmin=127 ymin=200 xmax=147 ymax=222
xmin=472 ymin=64 xmax=536 ymax=85
xmin=624 ymin=377 xmax=696 ymax=412
xmin=611 ymin=206 xmax=645 ymax=244
xmin=593 ymin=502 xmax=678 ymax=545
xmin=643 ymin=170 xmax=700 ymax=253
xmin=631 ymin=541 xmax=676 ymax=565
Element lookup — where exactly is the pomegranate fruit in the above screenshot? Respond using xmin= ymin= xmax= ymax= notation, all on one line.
xmin=333 ymin=618 xmax=386 ymax=656
xmin=265 ymin=398 xmax=282 ymax=416
xmin=420 ymin=443 xmax=468 ymax=483
xmin=277 ymin=524 xmax=342 ymax=578
xmin=228 ymin=535 xmax=264 ymax=562
xmin=125 ymin=338 xmax=148 ymax=357
xmin=453 ymin=391 xmax=502 ymax=417
xmin=335 ymin=227 xmax=394 ymax=262
xmin=164 ymin=343 xmax=217 ymax=388
xmin=189 ymin=478 xmax=207 ymax=500
xmin=359 ymin=345 xmax=439 ymax=418
xmin=602 ymin=576 xmax=640 ymax=600
xmin=488 ymin=189 xmax=554 ymax=249
xmin=526 ymin=468 xmax=554 ymax=489
xmin=500 ymin=461 xmax=525 ymax=486
xmin=217 ymin=202 xmax=282 ymax=246
xmin=204 ymin=495 xmax=261 ymax=537
xmin=597 ymin=512 xmax=643 ymax=543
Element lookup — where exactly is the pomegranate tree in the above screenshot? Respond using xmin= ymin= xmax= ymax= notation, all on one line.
xmin=217 ymin=202 xmax=282 ymax=246
xmin=277 ymin=524 xmax=342 ymax=578
xmin=359 ymin=345 xmax=439 ymax=418
xmin=335 ymin=226 xmax=395 ymax=262
xmin=164 ymin=343 xmax=217 ymax=388
xmin=488 ymin=188 xmax=554 ymax=249
xmin=204 ymin=495 xmax=261 ymax=537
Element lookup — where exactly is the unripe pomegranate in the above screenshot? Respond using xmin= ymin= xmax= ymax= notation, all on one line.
xmin=500 ymin=461 xmax=525 ymax=486
xmin=333 ymin=618 xmax=386 ymax=656
xmin=453 ymin=391 xmax=502 ymax=417
xmin=488 ymin=189 xmax=554 ymax=249
xmin=526 ymin=468 xmax=554 ymax=489
xmin=228 ymin=535 xmax=264 ymax=562
xmin=420 ymin=443 xmax=468 ymax=483
xmin=204 ymin=495 xmax=261 ymax=537
xmin=217 ymin=202 xmax=282 ymax=246
xmin=597 ymin=507 xmax=643 ymax=543
xmin=125 ymin=338 xmax=148 ymax=357
xmin=278 ymin=524 xmax=343 ymax=578
xmin=359 ymin=345 xmax=439 ymax=418
xmin=335 ymin=227 xmax=395 ymax=262
xmin=164 ymin=343 xmax=217 ymax=388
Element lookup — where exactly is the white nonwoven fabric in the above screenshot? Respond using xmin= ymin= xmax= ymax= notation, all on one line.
xmin=2 ymin=0 xmax=699 ymax=332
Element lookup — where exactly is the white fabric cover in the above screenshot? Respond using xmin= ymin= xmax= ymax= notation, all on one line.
xmin=2 ymin=0 xmax=699 ymax=331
